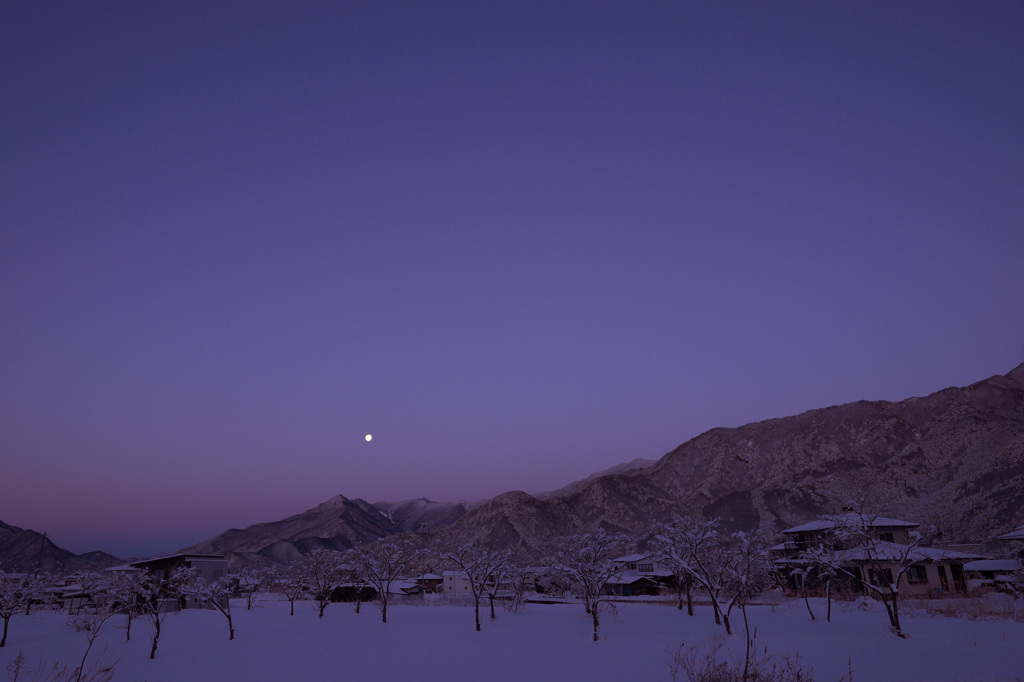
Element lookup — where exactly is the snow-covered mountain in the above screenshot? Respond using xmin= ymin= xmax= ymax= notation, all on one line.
xmin=433 ymin=363 xmax=1024 ymax=557
xmin=534 ymin=457 xmax=657 ymax=499
xmin=178 ymin=494 xmax=400 ymax=566
xmin=169 ymin=363 xmax=1024 ymax=564
xmin=0 ymin=521 xmax=122 ymax=572
xmin=371 ymin=497 xmax=479 ymax=532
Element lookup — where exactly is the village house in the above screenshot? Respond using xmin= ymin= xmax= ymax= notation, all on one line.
xmin=443 ymin=570 xmax=473 ymax=597
xmin=963 ymin=558 xmax=1023 ymax=593
xmin=605 ymin=553 xmax=673 ymax=597
xmin=414 ymin=573 xmax=444 ymax=593
xmin=112 ymin=553 xmax=229 ymax=610
xmin=776 ymin=514 xmax=983 ymax=597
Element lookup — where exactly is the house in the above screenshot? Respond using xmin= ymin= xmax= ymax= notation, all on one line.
xmin=963 ymin=559 xmax=1022 ymax=593
xmin=997 ymin=525 xmax=1024 ymax=542
xmin=779 ymin=513 xmax=919 ymax=552
xmin=602 ymin=574 xmax=662 ymax=597
xmin=776 ymin=514 xmax=983 ymax=597
xmin=441 ymin=570 xmax=525 ymax=600
xmin=388 ymin=580 xmax=424 ymax=601
xmin=414 ymin=573 xmax=444 ymax=593
xmin=607 ymin=553 xmax=674 ymax=596
xmin=118 ymin=553 xmax=229 ymax=610
xmin=443 ymin=570 xmax=473 ymax=597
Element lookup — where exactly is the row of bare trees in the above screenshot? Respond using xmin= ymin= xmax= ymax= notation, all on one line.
xmin=3 ymin=503 xmax=988 ymax=664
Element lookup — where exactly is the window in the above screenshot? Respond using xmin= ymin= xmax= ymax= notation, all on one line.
xmin=877 ymin=532 xmax=894 ymax=543
xmin=638 ymin=563 xmax=654 ymax=573
xmin=868 ymin=568 xmax=894 ymax=586
xmin=906 ymin=566 xmax=927 ymax=585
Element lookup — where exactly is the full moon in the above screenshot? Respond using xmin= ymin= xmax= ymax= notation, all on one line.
xmin=365 ymin=434 xmax=372 ymax=442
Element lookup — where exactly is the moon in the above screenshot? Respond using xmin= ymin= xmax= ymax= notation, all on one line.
xmin=365 ymin=434 xmax=372 ymax=442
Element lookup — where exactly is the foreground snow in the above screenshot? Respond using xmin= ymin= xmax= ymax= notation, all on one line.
xmin=2 ymin=597 xmax=1023 ymax=681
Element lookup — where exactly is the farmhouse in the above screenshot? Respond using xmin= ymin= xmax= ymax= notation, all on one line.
xmin=776 ymin=514 xmax=983 ymax=596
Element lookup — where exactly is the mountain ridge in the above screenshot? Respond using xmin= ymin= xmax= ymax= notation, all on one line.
xmin=0 ymin=522 xmax=122 ymax=573
xmin=7 ymin=364 xmax=1021 ymax=569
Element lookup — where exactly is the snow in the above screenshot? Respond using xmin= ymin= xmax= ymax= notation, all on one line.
xmin=2 ymin=596 xmax=1024 ymax=681
xmin=781 ymin=514 xmax=918 ymax=534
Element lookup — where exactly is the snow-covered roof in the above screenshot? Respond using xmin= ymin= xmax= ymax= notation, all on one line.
xmin=997 ymin=525 xmax=1024 ymax=541
xmin=782 ymin=513 xmax=918 ymax=535
xmin=834 ymin=542 xmax=984 ymax=563
xmin=388 ymin=580 xmax=422 ymax=595
xmin=964 ymin=559 xmax=1022 ymax=573
xmin=614 ymin=553 xmax=650 ymax=563
xmin=417 ymin=573 xmax=443 ymax=580
xmin=604 ymin=575 xmax=659 ymax=585
xmin=128 ymin=553 xmax=226 ymax=568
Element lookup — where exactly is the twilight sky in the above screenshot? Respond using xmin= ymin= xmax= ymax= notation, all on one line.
xmin=2 ymin=2 xmax=1023 ymax=558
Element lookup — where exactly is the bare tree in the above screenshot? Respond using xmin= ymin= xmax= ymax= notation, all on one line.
xmin=137 ymin=566 xmax=195 ymax=659
xmin=339 ymin=550 xmax=371 ymax=615
xmin=556 ymin=529 xmax=628 ymax=642
xmin=108 ymin=572 xmax=145 ymax=641
xmin=797 ymin=541 xmax=841 ymax=622
xmin=66 ymin=609 xmax=115 ymax=682
xmin=655 ymin=517 xmax=730 ymax=627
xmin=437 ymin=541 xmax=510 ymax=631
xmin=720 ymin=532 xmax=773 ymax=675
xmin=0 ymin=571 xmax=39 ymax=648
xmin=484 ymin=556 xmax=515 ymax=622
xmin=184 ymin=577 xmax=236 ymax=640
xmin=354 ymin=537 xmax=418 ymax=624
xmin=270 ymin=564 xmax=305 ymax=617
xmin=650 ymin=521 xmax=702 ymax=616
xmin=297 ymin=549 xmax=345 ymax=619
xmin=832 ymin=507 xmax=923 ymax=638
xmin=237 ymin=567 xmax=264 ymax=611
xmin=504 ymin=560 xmax=532 ymax=613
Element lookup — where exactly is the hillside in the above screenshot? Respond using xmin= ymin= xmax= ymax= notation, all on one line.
xmin=176 ymin=363 xmax=1024 ymax=563
xmin=178 ymin=494 xmax=400 ymax=567
xmin=0 ymin=522 xmax=122 ymax=573
xmin=436 ymin=363 xmax=1024 ymax=556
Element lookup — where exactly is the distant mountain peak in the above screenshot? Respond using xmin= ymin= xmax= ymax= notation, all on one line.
xmin=1007 ymin=361 xmax=1024 ymax=385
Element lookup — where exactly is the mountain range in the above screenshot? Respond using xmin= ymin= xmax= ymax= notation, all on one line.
xmin=0 ymin=521 xmax=122 ymax=573
xmin=4 ymin=363 xmax=1023 ymax=570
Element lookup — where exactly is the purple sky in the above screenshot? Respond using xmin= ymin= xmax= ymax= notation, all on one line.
xmin=2 ymin=2 xmax=1023 ymax=558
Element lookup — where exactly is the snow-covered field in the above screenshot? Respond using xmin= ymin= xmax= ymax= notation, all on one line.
xmin=2 ymin=596 xmax=1023 ymax=681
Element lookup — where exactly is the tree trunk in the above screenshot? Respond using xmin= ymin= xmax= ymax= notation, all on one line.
xmin=289 ymin=599 xmax=295 ymax=616
xmin=591 ymin=604 xmax=600 ymax=642
xmin=1 ymin=615 xmax=9 ymax=647
xmin=381 ymin=597 xmax=388 ymax=623
xmin=709 ymin=592 xmax=722 ymax=625
xmin=890 ymin=595 xmax=904 ymax=638
xmin=227 ymin=614 xmax=234 ymax=641
xmin=149 ymin=611 xmax=162 ymax=659
xmin=826 ymin=578 xmax=832 ymax=623
xmin=802 ymin=580 xmax=815 ymax=621
xmin=686 ymin=581 xmax=694 ymax=616
xmin=742 ymin=604 xmax=752 ymax=679
xmin=149 ymin=623 xmax=160 ymax=659
xmin=474 ymin=597 xmax=481 ymax=632
xmin=489 ymin=594 xmax=496 ymax=621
